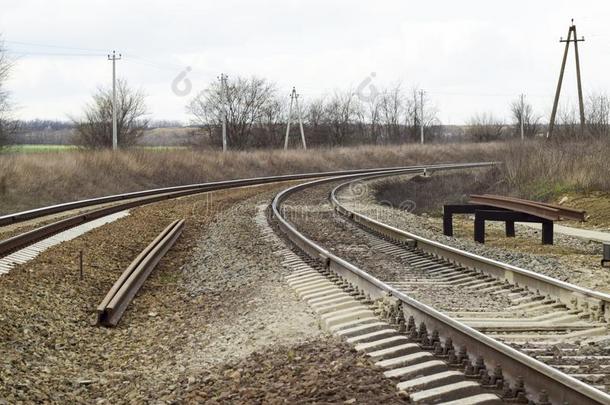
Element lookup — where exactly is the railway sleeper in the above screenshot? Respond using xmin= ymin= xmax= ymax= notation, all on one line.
xmin=264 ymin=213 xmax=589 ymax=403
xmin=281 ymin=264 xmax=510 ymax=403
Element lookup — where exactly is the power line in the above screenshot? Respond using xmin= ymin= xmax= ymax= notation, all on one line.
xmin=5 ymin=50 xmax=105 ymax=57
xmin=3 ymin=39 xmax=107 ymax=53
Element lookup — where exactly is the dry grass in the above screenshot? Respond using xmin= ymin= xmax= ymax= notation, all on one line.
xmin=375 ymin=168 xmax=506 ymax=215
xmin=0 ymin=143 xmax=505 ymax=214
xmin=503 ymin=139 xmax=610 ymax=200
xmin=373 ymin=139 xmax=610 ymax=216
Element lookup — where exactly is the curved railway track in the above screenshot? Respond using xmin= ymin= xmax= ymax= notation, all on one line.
xmin=6 ymin=162 xmax=608 ymax=403
xmin=270 ymin=170 xmax=610 ymax=404
xmin=330 ymin=173 xmax=610 ymax=388
xmin=0 ymin=163 xmax=492 ymax=264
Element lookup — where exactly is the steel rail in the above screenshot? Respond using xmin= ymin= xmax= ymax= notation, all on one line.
xmin=331 ymin=175 xmax=610 ymax=323
xmin=476 ymin=194 xmax=586 ymax=221
xmin=97 ymin=219 xmax=184 ymax=327
xmin=0 ymin=163 xmax=496 ymax=258
xmin=469 ymin=194 xmax=586 ymax=222
xmin=272 ymin=169 xmax=610 ymax=405
xmin=0 ymin=164 xmax=482 ymax=227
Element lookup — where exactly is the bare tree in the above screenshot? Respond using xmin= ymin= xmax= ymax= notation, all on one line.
xmin=466 ymin=112 xmax=505 ymax=141
xmin=510 ymin=97 xmax=541 ymax=138
xmin=362 ymin=95 xmax=381 ymax=144
xmin=0 ymin=37 xmax=15 ymax=147
xmin=324 ymin=90 xmax=361 ymax=146
xmin=403 ymin=87 xmax=439 ymax=142
xmin=74 ymin=79 xmax=148 ymax=148
xmin=379 ymin=84 xmax=404 ymax=143
xmin=187 ymin=75 xmax=448 ymax=148
xmin=556 ymin=104 xmax=579 ymax=139
xmin=189 ymin=76 xmax=278 ymax=149
xmin=586 ymin=92 xmax=610 ymax=138
xmin=258 ymin=96 xmax=285 ymax=147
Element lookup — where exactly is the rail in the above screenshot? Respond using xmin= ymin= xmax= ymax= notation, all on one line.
xmin=0 ymin=163 xmax=495 ymax=257
xmin=97 ymin=219 xmax=184 ymax=327
xmin=272 ymin=168 xmax=609 ymax=405
xmin=469 ymin=194 xmax=586 ymax=222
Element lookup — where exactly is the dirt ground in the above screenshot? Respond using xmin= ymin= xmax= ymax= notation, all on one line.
xmin=180 ymin=339 xmax=407 ymax=404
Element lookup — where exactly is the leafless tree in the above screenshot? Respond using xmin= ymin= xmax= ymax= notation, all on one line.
xmin=402 ymin=87 xmax=439 ymax=142
xmin=303 ymin=97 xmax=329 ymax=145
xmin=586 ymin=92 xmax=610 ymax=138
xmin=378 ymin=84 xmax=405 ymax=143
xmin=466 ymin=112 xmax=505 ymax=141
xmin=510 ymin=97 xmax=541 ymax=138
xmin=0 ymin=37 xmax=15 ymax=148
xmin=73 ymin=79 xmax=148 ymax=148
xmin=324 ymin=90 xmax=361 ymax=146
xmin=362 ymin=95 xmax=382 ymax=144
xmin=188 ymin=76 xmax=448 ymax=148
xmin=189 ymin=76 xmax=278 ymax=149
xmin=556 ymin=104 xmax=579 ymax=139
xmin=258 ymin=96 xmax=285 ymax=147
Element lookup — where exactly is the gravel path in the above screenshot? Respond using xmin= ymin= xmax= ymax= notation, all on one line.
xmin=282 ymin=180 xmax=513 ymax=312
xmin=344 ymin=175 xmax=610 ymax=293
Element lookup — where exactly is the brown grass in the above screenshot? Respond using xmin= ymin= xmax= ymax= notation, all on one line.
xmin=373 ymin=139 xmax=610 ymax=218
xmin=503 ymin=139 xmax=610 ymax=200
xmin=374 ymin=168 xmax=506 ymax=215
xmin=0 ymin=143 xmax=505 ymax=215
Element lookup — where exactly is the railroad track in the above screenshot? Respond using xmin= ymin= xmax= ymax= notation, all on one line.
xmin=271 ymin=170 xmax=610 ymax=404
xmin=331 ymin=174 xmax=610 ymax=388
xmin=0 ymin=164 xmax=492 ymax=269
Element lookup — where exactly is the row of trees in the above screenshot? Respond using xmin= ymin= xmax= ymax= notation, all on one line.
xmin=187 ymin=77 xmax=440 ymax=149
xmin=466 ymin=92 xmax=610 ymax=141
xmin=52 ymin=78 xmax=610 ymax=148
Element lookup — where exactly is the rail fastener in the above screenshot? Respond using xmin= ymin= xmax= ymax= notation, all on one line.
xmin=97 ymin=219 xmax=185 ymax=327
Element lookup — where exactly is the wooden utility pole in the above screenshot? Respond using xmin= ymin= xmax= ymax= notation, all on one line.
xmin=419 ymin=90 xmax=425 ymax=144
xmin=218 ymin=73 xmax=228 ymax=151
xmin=107 ymin=50 xmax=121 ymax=150
xmin=284 ymin=87 xmax=307 ymax=150
xmin=548 ymin=20 xmax=585 ymax=137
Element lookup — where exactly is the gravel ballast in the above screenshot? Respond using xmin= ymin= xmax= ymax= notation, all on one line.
xmin=346 ymin=174 xmax=610 ymax=293
xmin=1 ymin=182 xmax=411 ymax=403
xmin=282 ymin=180 xmax=513 ymax=312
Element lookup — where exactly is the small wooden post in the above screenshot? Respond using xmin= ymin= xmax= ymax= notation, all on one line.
xmin=79 ymin=250 xmax=83 ymax=280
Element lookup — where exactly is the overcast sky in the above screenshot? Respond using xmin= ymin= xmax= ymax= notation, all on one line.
xmin=2 ymin=0 xmax=610 ymax=124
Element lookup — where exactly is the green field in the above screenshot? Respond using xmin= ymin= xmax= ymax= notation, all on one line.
xmin=0 ymin=144 xmax=79 ymax=153
xmin=0 ymin=144 xmax=189 ymax=153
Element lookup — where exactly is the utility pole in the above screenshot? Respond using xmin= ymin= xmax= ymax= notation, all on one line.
xmin=107 ymin=50 xmax=121 ymax=150
xmin=520 ymin=94 xmax=525 ymax=141
xmin=419 ymin=89 xmax=425 ymax=144
xmin=218 ymin=74 xmax=228 ymax=151
xmin=284 ymin=87 xmax=307 ymax=150
xmin=295 ymin=91 xmax=307 ymax=150
xmin=548 ymin=19 xmax=586 ymax=137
